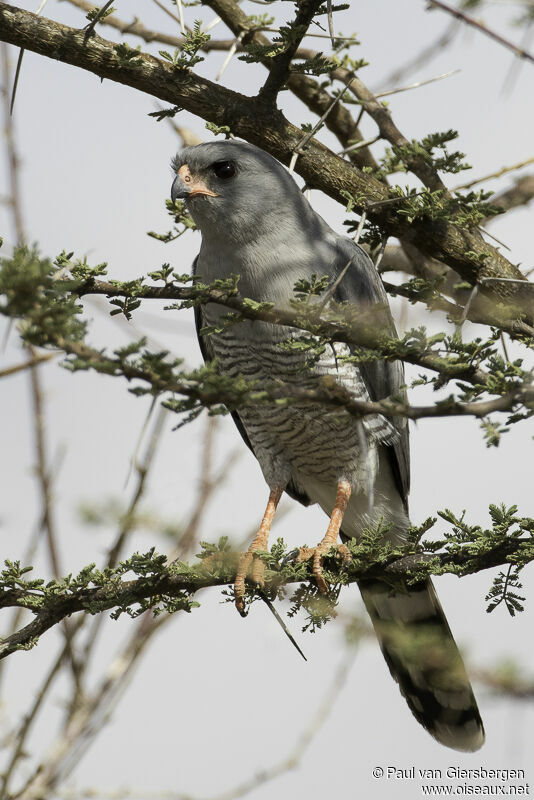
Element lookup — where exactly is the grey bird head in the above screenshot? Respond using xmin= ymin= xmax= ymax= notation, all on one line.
xmin=171 ymin=140 xmax=321 ymax=246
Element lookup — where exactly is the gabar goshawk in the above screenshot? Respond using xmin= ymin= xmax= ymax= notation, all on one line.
xmin=170 ymin=139 xmax=484 ymax=752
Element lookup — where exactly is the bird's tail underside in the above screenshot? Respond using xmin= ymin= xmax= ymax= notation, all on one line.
xmin=358 ymin=577 xmax=485 ymax=751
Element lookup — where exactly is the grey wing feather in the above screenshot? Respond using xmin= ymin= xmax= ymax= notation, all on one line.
xmin=192 ymin=256 xmax=312 ymax=507
xmin=330 ymin=237 xmax=410 ymax=505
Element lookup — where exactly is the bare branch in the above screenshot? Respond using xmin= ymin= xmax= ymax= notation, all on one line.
xmin=0 ymin=41 xmax=24 ymax=241
xmin=377 ymin=18 xmax=460 ymax=89
xmin=428 ymin=0 xmax=534 ymax=65
xmin=11 ymin=419 xmax=240 ymax=798
xmin=0 ymin=351 xmax=56 ymax=378
xmin=27 ymin=351 xmax=84 ymax=694
xmin=489 ymin=173 xmax=534 ymax=216
xmin=454 ymin=156 xmax=534 ymax=192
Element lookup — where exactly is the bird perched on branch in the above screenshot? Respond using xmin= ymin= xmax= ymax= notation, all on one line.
xmin=170 ymin=139 xmax=484 ymax=751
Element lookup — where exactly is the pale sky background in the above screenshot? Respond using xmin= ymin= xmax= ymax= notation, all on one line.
xmin=1 ymin=1 xmax=534 ymax=798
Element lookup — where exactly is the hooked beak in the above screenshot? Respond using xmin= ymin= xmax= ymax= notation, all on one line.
xmin=171 ymin=164 xmax=219 ymax=203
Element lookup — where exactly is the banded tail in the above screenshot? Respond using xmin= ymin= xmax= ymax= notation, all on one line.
xmin=358 ymin=577 xmax=485 ymax=751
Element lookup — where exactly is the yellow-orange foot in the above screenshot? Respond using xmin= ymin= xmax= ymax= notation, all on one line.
xmin=296 ymin=542 xmax=352 ymax=594
xmin=234 ymin=487 xmax=283 ymax=616
xmin=296 ymin=480 xmax=353 ymax=594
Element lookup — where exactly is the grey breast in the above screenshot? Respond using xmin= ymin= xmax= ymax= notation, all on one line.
xmin=204 ymin=303 xmax=395 ymax=490
xmin=196 ymin=202 xmax=398 ymax=491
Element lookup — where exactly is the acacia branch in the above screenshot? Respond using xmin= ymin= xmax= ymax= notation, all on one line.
xmin=204 ymin=0 xmax=379 ymax=171
xmin=0 ymin=531 xmax=530 ymax=661
xmin=0 ymin=3 xmax=532 ymax=319
xmin=71 ymin=277 xmax=523 ymax=385
xmin=55 ymin=331 xmax=509 ymax=422
xmin=258 ymin=0 xmax=324 ymax=104
xmin=76 ymin=271 xmax=534 ymax=340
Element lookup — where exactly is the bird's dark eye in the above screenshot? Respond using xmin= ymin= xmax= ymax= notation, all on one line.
xmin=212 ymin=160 xmax=236 ymax=179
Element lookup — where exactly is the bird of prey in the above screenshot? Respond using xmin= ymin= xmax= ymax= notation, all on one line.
xmin=170 ymin=140 xmax=484 ymax=751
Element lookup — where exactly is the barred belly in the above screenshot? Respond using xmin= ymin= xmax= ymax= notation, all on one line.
xmin=209 ymin=323 xmax=396 ymax=492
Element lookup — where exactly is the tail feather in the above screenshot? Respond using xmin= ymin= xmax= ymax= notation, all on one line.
xmin=358 ymin=577 xmax=485 ymax=752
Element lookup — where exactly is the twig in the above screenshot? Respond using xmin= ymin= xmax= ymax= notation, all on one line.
xmin=83 ymin=0 xmax=115 ymax=40
xmin=375 ymin=68 xmax=460 ymax=98
xmin=12 ymin=421 xmax=241 ymax=798
xmin=0 ymin=616 xmax=86 ymax=799
xmin=173 ymin=415 xmax=218 ymax=558
xmin=478 ymin=225 xmax=511 ymax=251
xmin=261 ymin=26 xmax=358 ymax=43
xmin=335 ymin=69 xmax=448 ymax=193
xmin=353 ymin=210 xmax=367 ymax=244
xmin=427 ymin=0 xmax=534 ymax=64
xmin=338 ymin=135 xmax=381 ymax=156
xmin=258 ymin=0 xmax=325 ymax=104
xmin=202 ymin=653 xmax=355 ymax=800
xmin=356 ymin=420 xmax=373 ymax=514
xmin=151 ymin=0 xmax=181 ymax=25
xmin=78 ymin=405 xmax=168 ymax=675
xmin=453 ymin=156 xmax=534 ymax=191
xmin=259 ymin=591 xmax=307 ymax=661
xmin=456 ymin=284 xmax=479 ymax=330
xmin=0 ymin=350 xmax=56 ymax=378
xmin=377 ymin=19 xmax=460 ymax=89
xmin=27 ymin=353 xmax=84 ymax=693
xmin=8 ymin=0 xmax=49 ymax=113
xmin=326 ymin=0 xmax=335 ymax=47
xmin=0 ymin=42 xmax=24 ymax=240
xmin=0 ymin=517 xmax=42 ymax=691
xmin=289 ymin=85 xmax=346 ymax=171
xmin=502 ymin=18 xmax=534 ymax=93
xmin=216 ymin=31 xmax=243 ymax=81
xmin=175 ymin=0 xmax=186 ymax=36
xmin=488 ymin=173 xmax=534 ymax=217
xmin=373 ymin=234 xmax=388 ymax=271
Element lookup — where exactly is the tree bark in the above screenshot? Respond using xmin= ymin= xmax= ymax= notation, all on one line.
xmin=0 ymin=2 xmax=532 ymax=321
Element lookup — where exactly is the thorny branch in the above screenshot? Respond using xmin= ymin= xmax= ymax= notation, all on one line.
xmin=0 ymin=518 xmax=532 ymax=661
xmin=1 ymin=1 xmax=533 ymax=796
xmin=73 ymin=271 xmax=534 ymax=343
xmin=48 ymin=324 xmax=529 ymax=425
xmin=0 ymin=2 xmax=532 ymax=320
xmin=258 ymin=0 xmax=325 ymax=104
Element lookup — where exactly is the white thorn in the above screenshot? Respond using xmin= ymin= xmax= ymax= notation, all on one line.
xmin=204 ymin=15 xmax=222 ymax=32
xmin=353 ymin=211 xmax=367 ymax=244
xmin=216 ymin=32 xmax=244 ymax=81
xmin=176 ymin=0 xmax=186 ymax=35
xmin=288 ymin=151 xmax=299 ymax=173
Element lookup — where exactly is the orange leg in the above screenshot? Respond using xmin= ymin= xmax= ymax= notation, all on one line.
xmin=297 ymin=480 xmax=352 ymax=594
xmin=235 ymin=486 xmax=283 ymax=616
